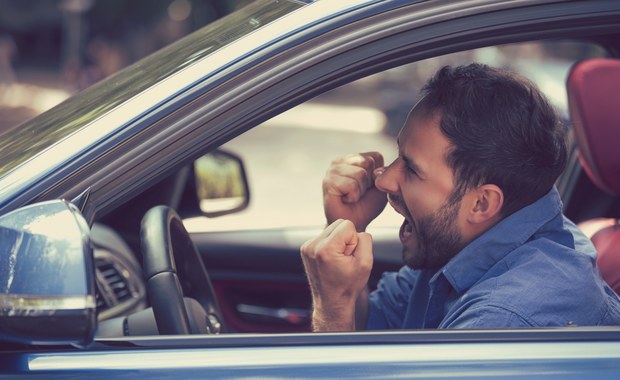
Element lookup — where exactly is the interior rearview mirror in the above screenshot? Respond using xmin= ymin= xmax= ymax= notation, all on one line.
xmin=0 ymin=200 xmax=96 ymax=347
xmin=194 ymin=149 xmax=250 ymax=217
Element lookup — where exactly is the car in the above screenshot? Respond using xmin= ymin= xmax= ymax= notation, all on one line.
xmin=1 ymin=0 xmax=620 ymax=377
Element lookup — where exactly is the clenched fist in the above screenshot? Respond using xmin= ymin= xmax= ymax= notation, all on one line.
xmin=300 ymin=219 xmax=373 ymax=331
xmin=323 ymin=152 xmax=387 ymax=232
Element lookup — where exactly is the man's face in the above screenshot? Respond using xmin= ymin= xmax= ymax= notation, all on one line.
xmin=375 ymin=111 xmax=468 ymax=269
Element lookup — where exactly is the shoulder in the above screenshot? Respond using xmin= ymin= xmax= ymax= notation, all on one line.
xmin=448 ymin=242 xmax=620 ymax=327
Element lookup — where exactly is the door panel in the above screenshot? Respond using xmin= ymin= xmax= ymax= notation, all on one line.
xmin=192 ymin=227 xmax=402 ymax=332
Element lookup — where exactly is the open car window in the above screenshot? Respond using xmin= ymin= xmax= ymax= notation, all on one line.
xmin=184 ymin=39 xmax=606 ymax=235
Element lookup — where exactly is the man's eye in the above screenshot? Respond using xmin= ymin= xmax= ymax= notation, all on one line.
xmin=406 ymin=166 xmax=418 ymax=177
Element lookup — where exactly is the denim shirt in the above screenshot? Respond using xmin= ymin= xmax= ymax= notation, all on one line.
xmin=367 ymin=187 xmax=620 ymax=329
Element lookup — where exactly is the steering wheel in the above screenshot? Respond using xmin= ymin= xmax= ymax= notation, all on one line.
xmin=140 ymin=205 xmax=225 ymax=334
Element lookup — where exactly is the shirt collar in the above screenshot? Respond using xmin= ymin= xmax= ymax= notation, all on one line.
xmin=437 ymin=186 xmax=564 ymax=294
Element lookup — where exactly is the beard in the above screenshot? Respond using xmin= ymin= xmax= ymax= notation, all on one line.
xmin=401 ymin=190 xmax=467 ymax=270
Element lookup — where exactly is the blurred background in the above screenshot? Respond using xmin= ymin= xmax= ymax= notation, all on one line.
xmin=0 ymin=0 xmax=604 ymax=231
xmin=0 ymin=0 xmax=600 ymax=134
xmin=0 ymin=0 xmax=247 ymax=131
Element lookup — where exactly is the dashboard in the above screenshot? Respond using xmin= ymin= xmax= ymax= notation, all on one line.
xmin=92 ymin=224 xmax=146 ymax=321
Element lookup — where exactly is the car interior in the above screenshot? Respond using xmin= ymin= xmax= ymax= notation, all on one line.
xmin=87 ymin=39 xmax=620 ymax=337
xmin=567 ymin=57 xmax=620 ymax=295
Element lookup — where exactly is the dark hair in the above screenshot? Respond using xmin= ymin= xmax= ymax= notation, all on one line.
xmin=417 ymin=63 xmax=567 ymax=217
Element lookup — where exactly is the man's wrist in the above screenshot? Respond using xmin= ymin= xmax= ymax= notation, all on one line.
xmin=311 ymin=301 xmax=356 ymax=332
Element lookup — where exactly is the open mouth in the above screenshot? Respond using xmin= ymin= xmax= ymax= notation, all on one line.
xmin=399 ymin=217 xmax=415 ymax=244
xmin=388 ymin=195 xmax=415 ymax=244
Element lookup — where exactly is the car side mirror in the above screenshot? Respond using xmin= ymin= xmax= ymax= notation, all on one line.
xmin=194 ymin=149 xmax=250 ymax=217
xmin=0 ymin=200 xmax=96 ymax=347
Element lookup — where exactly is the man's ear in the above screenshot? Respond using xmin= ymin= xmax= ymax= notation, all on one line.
xmin=467 ymin=184 xmax=503 ymax=224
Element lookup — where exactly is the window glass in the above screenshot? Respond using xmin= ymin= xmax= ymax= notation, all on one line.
xmin=0 ymin=0 xmax=304 ymax=178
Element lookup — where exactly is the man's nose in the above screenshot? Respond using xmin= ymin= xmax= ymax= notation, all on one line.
xmin=374 ymin=161 xmax=399 ymax=194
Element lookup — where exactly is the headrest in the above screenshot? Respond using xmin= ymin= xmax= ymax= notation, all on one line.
xmin=567 ymin=58 xmax=620 ymax=196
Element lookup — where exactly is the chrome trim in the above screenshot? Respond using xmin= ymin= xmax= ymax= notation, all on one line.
xmin=0 ymin=294 xmax=96 ymax=315
xmin=27 ymin=341 xmax=620 ymax=371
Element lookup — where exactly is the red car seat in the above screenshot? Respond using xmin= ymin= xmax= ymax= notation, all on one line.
xmin=567 ymin=58 xmax=620 ymax=294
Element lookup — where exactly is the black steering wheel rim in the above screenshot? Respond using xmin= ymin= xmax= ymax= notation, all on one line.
xmin=140 ymin=205 xmax=224 ymax=334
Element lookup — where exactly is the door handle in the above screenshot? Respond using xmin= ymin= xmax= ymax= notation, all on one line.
xmin=236 ymin=304 xmax=310 ymax=325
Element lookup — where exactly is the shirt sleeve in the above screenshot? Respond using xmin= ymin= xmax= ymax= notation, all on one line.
xmin=367 ymin=266 xmax=419 ymax=330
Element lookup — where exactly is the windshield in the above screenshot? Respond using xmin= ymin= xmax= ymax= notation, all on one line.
xmin=0 ymin=0 xmax=305 ymax=179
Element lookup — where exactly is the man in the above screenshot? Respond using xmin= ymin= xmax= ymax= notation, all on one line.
xmin=300 ymin=63 xmax=620 ymax=332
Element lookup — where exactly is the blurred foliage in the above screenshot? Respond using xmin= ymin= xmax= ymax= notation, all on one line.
xmin=86 ymin=0 xmax=255 ymax=37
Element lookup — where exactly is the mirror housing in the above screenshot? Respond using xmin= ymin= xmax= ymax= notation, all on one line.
xmin=0 ymin=200 xmax=96 ymax=347
xmin=194 ymin=149 xmax=250 ymax=217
